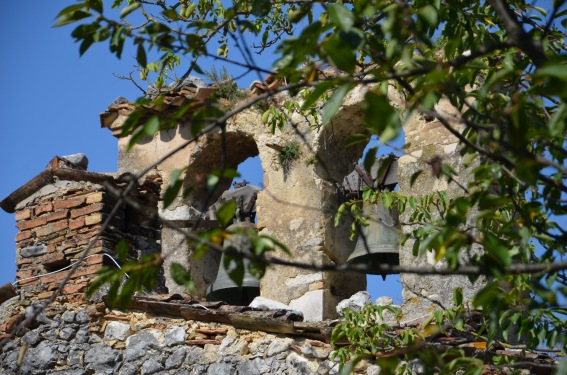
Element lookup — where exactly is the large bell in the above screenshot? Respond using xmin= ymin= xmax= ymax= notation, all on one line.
xmin=347 ymin=200 xmax=400 ymax=279
xmin=206 ymin=221 xmax=260 ymax=305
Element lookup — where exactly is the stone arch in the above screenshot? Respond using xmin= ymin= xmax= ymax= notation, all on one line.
xmin=184 ymin=130 xmax=260 ymax=213
xmin=181 ymin=127 xmax=262 ymax=297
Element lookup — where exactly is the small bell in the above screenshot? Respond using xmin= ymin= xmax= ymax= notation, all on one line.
xmin=206 ymin=221 xmax=260 ymax=305
xmin=347 ymin=200 xmax=400 ymax=280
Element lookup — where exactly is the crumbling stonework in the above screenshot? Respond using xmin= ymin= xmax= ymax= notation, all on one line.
xmin=100 ymin=87 xmax=369 ymax=321
xmin=398 ymin=99 xmax=486 ymax=318
xmin=0 ymin=157 xmax=163 ymax=332
xmin=95 ymin=80 xmax=487 ymax=321
xmin=0 ymin=296 xmax=350 ymax=375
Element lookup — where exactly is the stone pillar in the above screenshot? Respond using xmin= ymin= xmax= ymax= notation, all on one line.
xmin=398 ymin=100 xmax=485 ymax=320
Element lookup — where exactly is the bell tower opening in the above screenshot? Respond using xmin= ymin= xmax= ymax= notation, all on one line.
xmin=205 ymin=155 xmax=264 ymax=305
xmin=358 ymin=135 xmax=405 ymax=306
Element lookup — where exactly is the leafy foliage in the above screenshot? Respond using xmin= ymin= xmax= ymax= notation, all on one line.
xmin=56 ymin=0 xmax=567 ymax=372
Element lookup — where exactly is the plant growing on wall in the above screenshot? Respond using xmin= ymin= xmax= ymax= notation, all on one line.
xmin=278 ymin=140 xmax=302 ymax=179
xmin=205 ymin=66 xmax=247 ymax=106
xmin=47 ymin=0 xmax=567 ymax=372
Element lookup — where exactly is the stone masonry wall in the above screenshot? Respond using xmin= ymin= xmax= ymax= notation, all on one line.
xmin=0 ymin=301 xmax=375 ymax=375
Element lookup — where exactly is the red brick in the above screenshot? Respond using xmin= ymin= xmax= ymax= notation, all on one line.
xmin=42 ymin=252 xmax=67 ymax=266
xmin=70 ymin=203 xmax=103 ymax=219
xmin=15 ymin=209 xmax=31 ymax=221
xmin=34 ymin=202 xmax=53 ymax=216
xmin=6 ymin=314 xmax=24 ymax=333
xmin=63 ymin=282 xmax=87 ymax=295
xmin=45 ymin=210 xmax=68 ymax=223
xmin=41 ymin=269 xmax=70 ymax=284
xmin=15 ymin=258 xmax=32 ymax=266
xmin=54 ymin=196 xmax=85 ymax=210
xmin=72 ymin=264 xmax=102 ymax=278
xmin=85 ymin=254 xmax=105 ymax=265
xmin=69 ymin=217 xmax=85 ymax=230
xmin=35 ymin=220 xmax=68 ymax=237
xmin=15 ymin=230 xmax=33 ymax=242
xmin=16 ymin=277 xmax=38 ymax=286
xmin=16 ymin=269 xmax=35 ymax=279
xmin=16 ymin=217 xmax=47 ymax=231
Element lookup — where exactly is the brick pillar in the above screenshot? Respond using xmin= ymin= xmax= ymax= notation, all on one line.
xmin=1 ymin=161 xmax=163 ymax=307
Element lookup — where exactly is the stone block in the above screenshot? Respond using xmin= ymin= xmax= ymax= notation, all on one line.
xmin=105 ymin=321 xmax=131 ymax=341
xmin=86 ymin=192 xmax=105 ymax=204
xmin=289 ymin=289 xmax=336 ymax=322
xmin=20 ymin=244 xmax=47 ymax=258
xmin=85 ymin=213 xmax=103 ymax=226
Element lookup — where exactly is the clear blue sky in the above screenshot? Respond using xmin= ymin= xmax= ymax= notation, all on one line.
xmin=0 ymin=1 xmax=403 ymax=303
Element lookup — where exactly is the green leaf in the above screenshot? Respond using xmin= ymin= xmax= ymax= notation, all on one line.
xmin=55 ymin=4 xmax=86 ymax=19
xmin=217 ymin=200 xmax=237 ymax=227
xmin=418 ymin=5 xmax=438 ymax=27
xmin=251 ymin=0 xmax=271 ymax=17
xmin=344 ymin=134 xmax=369 ymax=148
xmin=339 ymin=355 xmax=363 ymax=375
xmin=170 ymin=262 xmax=192 ymax=286
xmin=301 ymin=81 xmax=335 ymax=110
xmin=137 ymin=44 xmax=147 ymax=68
xmin=322 ymin=35 xmax=357 ymax=73
xmin=54 ymin=10 xmax=92 ymax=27
xmin=328 ymin=4 xmax=354 ymax=31
xmin=120 ymin=3 xmax=140 ymax=18
xmin=363 ymin=90 xmax=400 ymax=142
xmin=143 ymin=116 xmax=160 ymax=136
xmin=433 ymin=310 xmax=444 ymax=325
xmin=322 ymin=83 xmax=352 ymax=125
xmin=79 ymin=37 xmax=95 ymax=56
xmin=116 ymin=239 xmax=130 ymax=263
xmin=163 ymin=169 xmax=184 ymax=208
xmin=410 ymin=170 xmax=423 ymax=187
xmin=162 ymin=8 xmax=180 ymax=21
xmin=453 ymin=287 xmax=463 ymax=306
xmin=363 ymin=147 xmax=377 ymax=175
xmin=225 ymin=255 xmax=244 ymax=286
xmin=86 ymin=0 xmax=103 ymax=13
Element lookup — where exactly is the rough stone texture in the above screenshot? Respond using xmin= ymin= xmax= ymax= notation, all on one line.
xmin=0 ymin=308 xmax=345 ymax=375
xmin=398 ymin=99 xmax=486 ymax=320
xmin=104 ymin=91 xmax=370 ymax=320
xmin=165 ymin=326 xmax=186 ymax=346
xmin=336 ymin=291 xmax=372 ymax=317
xmin=105 ymin=321 xmax=131 ymax=341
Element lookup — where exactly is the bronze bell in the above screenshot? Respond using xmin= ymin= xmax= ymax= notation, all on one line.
xmin=206 ymin=221 xmax=260 ymax=305
xmin=347 ymin=200 xmax=400 ymax=280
